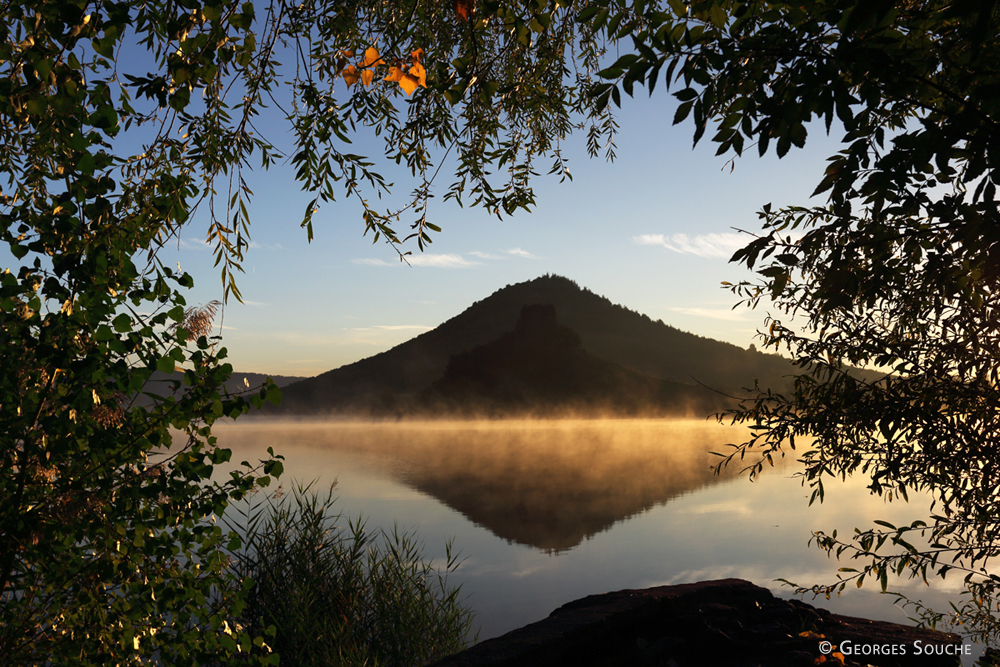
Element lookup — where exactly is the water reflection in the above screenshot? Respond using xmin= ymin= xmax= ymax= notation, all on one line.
xmin=218 ymin=419 xmax=743 ymax=551
xmin=212 ymin=418 xmax=975 ymax=663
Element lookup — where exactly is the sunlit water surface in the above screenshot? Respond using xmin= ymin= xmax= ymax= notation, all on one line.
xmin=211 ymin=418 xmax=981 ymax=662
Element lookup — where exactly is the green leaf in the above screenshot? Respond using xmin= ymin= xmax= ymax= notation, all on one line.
xmin=112 ymin=313 xmax=132 ymax=332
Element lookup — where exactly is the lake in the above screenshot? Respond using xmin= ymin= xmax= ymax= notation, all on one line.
xmin=212 ymin=418 xmax=980 ymax=661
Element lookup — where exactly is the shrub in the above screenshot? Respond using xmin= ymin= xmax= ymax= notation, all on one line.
xmin=224 ymin=482 xmax=475 ymax=667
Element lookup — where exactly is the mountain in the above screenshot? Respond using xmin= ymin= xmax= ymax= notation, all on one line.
xmin=423 ymin=304 xmax=730 ymax=416
xmin=271 ymin=274 xmax=799 ymax=416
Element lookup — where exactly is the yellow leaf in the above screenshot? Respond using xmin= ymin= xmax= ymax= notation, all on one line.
xmin=411 ymin=48 xmax=424 ymax=64
xmin=361 ymin=46 xmax=383 ymax=68
xmin=398 ymin=74 xmax=420 ymax=96
xmin=342 ymin=64 xmax=360 ymax=86
xmin=361 ymin=68 xmax=374 ymax=87
xmin=408 ymin=62 xmax=427 ymax=88
xmin=384 ymin=66 xmax=405 ymax=83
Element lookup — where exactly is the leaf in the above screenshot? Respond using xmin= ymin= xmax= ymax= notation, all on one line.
xmin=342 ymin=64 xmax=361 ymax=87
xmin=112 ymin=313 xmax=132 ymax=332
xmin=384 ymin=66 xmax=405 ymax=83
xmin=399 ymin=74 xmax=420 ymax=96
xmin=455 ymin=0 xmax=474 ymax=21
xmin=361 ymin=69 xmax=375 ymax=87
xmin=674 ymin=87 xmax=698 ymax=101
xmin=360 ymin=46 xmax=383 ymax=68
xmin=409 ymin=62 xmax=427 ymax=88
xmin=673 ymin=100 xmax=693 ymax=124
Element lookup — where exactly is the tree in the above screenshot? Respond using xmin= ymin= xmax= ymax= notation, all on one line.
xmin=12 ymin=0 xmax=996 ymax=661
xmin=0 ymin=0 xmax=617 ymax=663
xmin=587 ymin=0 xmax=1000 ymax=644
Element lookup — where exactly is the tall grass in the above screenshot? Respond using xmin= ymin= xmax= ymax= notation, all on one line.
xmin=224 ymin=482 xmax=476 ymax=667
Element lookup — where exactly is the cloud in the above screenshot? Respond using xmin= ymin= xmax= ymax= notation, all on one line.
xmin=666 ymin=307 xmax=749 ymax=321
xmin=178 ymin=238 xmax=212 ymax=251
xmin=506 ymin=247 xmax=540 ymax=259
xmin=633 ymin=233 xmax=748 ymax=259
xmin=352 ymin=254 xmax=480 ymax=268
xmin=344 ymin=325 xmax=433 ymax=332
xmin=352 ymin=258 xmax=395 ymax=266
xmin=247 ymin=241 xmax=285 ymax=250
xmin=406 ymin=253 xmax=480 ymax=268
xmin=468 ymin=248 xmax=541 ymax=260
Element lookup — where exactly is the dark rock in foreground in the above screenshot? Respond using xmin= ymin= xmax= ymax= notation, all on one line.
xmin=431 ymin=579 xmax=965 ymax=667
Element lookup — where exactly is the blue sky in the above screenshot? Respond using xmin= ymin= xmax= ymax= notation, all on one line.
xmin=156 ymin=85 xmax=842 ymax=378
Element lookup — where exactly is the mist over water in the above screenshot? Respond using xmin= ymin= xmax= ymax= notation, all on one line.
xmin=220 ymin=418 xmax=744 ymax=551
xmin=211 ymin=418 xmax=977 ymax=661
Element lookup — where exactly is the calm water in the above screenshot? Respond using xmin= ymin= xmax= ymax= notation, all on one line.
xmin=212 ymin=418 xmax=980 ymax=661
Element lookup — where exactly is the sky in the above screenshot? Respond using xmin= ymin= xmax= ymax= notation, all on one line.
xmin=154 ymin=79 xmax=844 ymax=378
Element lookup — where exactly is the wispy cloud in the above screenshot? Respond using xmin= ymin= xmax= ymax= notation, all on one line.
xmin=178 ymin=238 xmax=212 ymax=251
xmin=344 ymin=325 xmax=433 ymax=332
xmin=633 ymin=233 xmax=747 ymax=259
xmin=468 ymin=251 xmax=503 ymax=260
xmin=666 ymin=307 xmax=749 ymax=322
xmin=407 ymin=253 xmax=480 ymax=268
xmin=352 ymin=254 xmax=480 ymax=268
xmin=248 ymin=241 xmax=285 ymax=250
xmin=506 ymin=247 xmax=540 ymax=259
xmin=352 ymin=258 xmax=395 ymax=266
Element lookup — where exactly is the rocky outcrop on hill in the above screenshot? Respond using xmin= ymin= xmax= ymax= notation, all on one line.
xmin=423 ymin=304 xmax=729 ymax=417
xmin=430 ymin=579 xmax=967 ymax=667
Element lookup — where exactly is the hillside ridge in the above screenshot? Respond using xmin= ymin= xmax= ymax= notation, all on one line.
xmin=272 ymin=275 xmax=795 ymax=416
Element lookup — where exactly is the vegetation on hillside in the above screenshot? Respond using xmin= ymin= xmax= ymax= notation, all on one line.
xmin=275 ymin=274 xmax=798 ymax=415
xmin=425 ymin=302 xmax=733 ymax=417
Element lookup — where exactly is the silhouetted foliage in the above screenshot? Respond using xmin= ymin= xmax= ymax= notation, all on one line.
xmin=585 ymin=0 xmax=1000 ymax=643
xmin=0 ymin=0 xmax=617 ymax=663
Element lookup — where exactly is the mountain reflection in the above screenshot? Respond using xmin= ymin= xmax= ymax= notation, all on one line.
xmin=219 ymin=419 xmax=751 ymax=552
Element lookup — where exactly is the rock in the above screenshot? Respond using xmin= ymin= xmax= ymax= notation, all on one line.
xmin=429 ymin=579 xmax=965 ymax=667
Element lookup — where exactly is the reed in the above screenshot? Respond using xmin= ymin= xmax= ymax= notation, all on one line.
xmin=224 ymin=481 xmax=475 ymax=667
